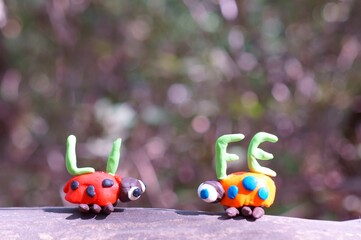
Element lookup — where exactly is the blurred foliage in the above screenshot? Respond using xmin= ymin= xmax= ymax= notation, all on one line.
xmin=1 ymin=0 xmax=361 ymax=220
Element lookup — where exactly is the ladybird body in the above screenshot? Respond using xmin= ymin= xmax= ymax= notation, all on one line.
xmin=219 ymin=172 xmax=276 ymax=208
xmin=63 ymin=135 xmax=146 ymax=214
xmin=197 ymin=132 xmax=278 ymax=219
xmin=63 ymin=172 xmax=121 ymax=206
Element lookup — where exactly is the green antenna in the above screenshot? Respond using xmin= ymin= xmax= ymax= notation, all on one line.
xmin=247 ymin=132 xmax=278 ymax=177
xmin=106 ymin=138 xmax=122 ymax=175
xmin=215 ymin=134 xmax=245 ymax=180
xmin=66 ymin=135 xmax=95 ymax=176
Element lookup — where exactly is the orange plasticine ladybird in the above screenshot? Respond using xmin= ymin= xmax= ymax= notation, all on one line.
xmin=63 ymin=135 xmax=145 ymax=214
xmin=197 ymin=132 xmax=278 ymax=219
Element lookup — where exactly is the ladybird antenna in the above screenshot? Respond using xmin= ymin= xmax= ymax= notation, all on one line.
xmin=106 ymin=138 xmax=122 ymax=175
xmin=215 ymin=134 xmax=245 ymax=180
xmin=247 ymin=132 xmax=278 ymax=177
xmin=66 ymin=135 xmax=95 ymax=176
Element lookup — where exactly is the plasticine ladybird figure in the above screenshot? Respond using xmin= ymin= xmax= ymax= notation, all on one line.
xmin=197 ymin=132 xmax=278 ymax=219
xmin=63 ymin=135 xmax=146 ymax=214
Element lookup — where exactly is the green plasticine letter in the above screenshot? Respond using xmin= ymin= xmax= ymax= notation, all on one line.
xmin=106 ymin=138 xmax=122 ymax=175
xmin=247 ymin=132 xmax=278 ymax=177
xmin=66 ymin=135 xmax=95 ymax=176
xmin=215 ymin=134 xmax=245 ymax=180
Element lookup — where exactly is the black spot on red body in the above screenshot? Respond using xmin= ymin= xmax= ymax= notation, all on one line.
xmin=71 ymin=180 xmax=79 ymax=190
xmin=102 ymin=179 xmax=114 ymax=188
xmin=86 ymin=185 xmax=96 ymax=197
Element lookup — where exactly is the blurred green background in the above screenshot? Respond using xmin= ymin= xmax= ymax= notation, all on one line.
xmin=1 ymin=0 xmax=361 ymax=220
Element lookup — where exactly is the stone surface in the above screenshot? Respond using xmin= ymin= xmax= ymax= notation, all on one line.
xmin=0 ymin=207 xmax=360 ymax=239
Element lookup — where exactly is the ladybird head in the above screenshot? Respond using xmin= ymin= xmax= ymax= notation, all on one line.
xmin=118 ymin=177 xmax=146 ymax=202
xmin=197 ymin=180 xmax=224 ymax=203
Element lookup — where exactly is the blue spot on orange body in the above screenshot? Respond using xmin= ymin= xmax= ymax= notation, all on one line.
xmin=258 ymin=187 xmax=269 ymax=200
xmin=227 ymin=185 xmax=238 ymax=199
xmin=200 ymin=189 xmax=209 ymax=199
xmin=242 ymin=176 xmax=258 ymax=191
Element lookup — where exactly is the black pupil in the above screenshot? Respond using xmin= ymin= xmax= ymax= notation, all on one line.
xmin=132 ymin=188 xmax=141 ymax=197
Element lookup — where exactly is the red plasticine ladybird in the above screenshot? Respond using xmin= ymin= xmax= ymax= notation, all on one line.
xmin=63 ymin=135 xmax=146 ymax=214
xmin=197 ymin=132 xmax=278 ymax=219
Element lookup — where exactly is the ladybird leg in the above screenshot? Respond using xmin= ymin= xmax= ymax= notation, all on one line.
xmin=225 ymin=207 xmax=239 ymax=217
xmin=241 ymin=206 xmax=253 ymax=217
xmin=91 ymin=204 xmax=102 ymax=214
xmin=78 ymin=204 xmax=90 ymax=213
xmin=103 ymin=203 xmax=114 ymax=215
xmin=252 ymin=207 xmax=265 ymax=219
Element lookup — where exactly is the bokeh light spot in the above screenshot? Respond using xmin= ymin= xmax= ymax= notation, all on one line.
xmin=1 ymin=69 xmax=21 ymax=101
xmin=167 ymin=83 xmax=190 ymax=105
xmin=272 ymin=83 xmax=290 ymax=102
xmin=191 ymin=115 xmax=210 ymax=134
xmin=241 ymin=91 xmax=258 ymax=108
xmin=342 ymin=195 xmax=361 ymax=212
xmin=0 ymin=0 xmax=6 ymax=28
xmin=1 ymin=18 xmax=21 ymax=38
xmin=219 ymin=0 xmax=238 ymax=21
xmin=228 ymin=28 xmax=244 ymax=50
xmin=145 ymin=137 xmax=166 ymax=159
xmin=322 ymin=2 xmax=350 ymax=23
xmin=237 ymin=52 xmax=258 ymax=71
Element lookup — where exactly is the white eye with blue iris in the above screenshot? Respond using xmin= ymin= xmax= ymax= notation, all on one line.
xmin=197 ymin=183 xmax=218 ymax=203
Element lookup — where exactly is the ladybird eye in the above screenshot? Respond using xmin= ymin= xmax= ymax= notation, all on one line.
xmin=138 ymin=180 xmax=146 ymax=193
xmin=197 ymin=183 xmax=218 ymax=203
xmin=128 ymin=187 xmax=142 ymax=201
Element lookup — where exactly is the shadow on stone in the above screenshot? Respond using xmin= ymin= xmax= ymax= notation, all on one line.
xmin=175 ymin=210 xmax=222 ymax=217
xmin=43 ymin=207 xmax=124 ymax=220
xmin=43 ymin=207 xmax=75 ymax=214
xmin=217 ymin=213 xmax=258 ymax=222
